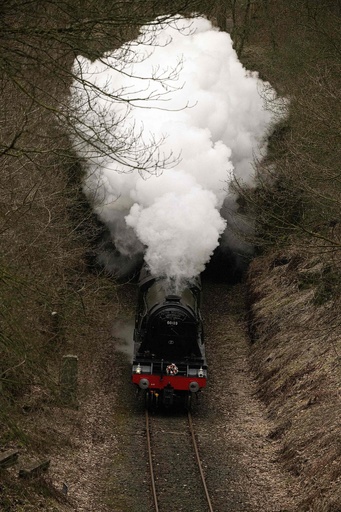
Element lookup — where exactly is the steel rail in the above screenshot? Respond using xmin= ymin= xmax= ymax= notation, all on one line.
xmin=145 ymin=409 xmax=159 ymax=512
xmin=145 ymin=408 xmax=214 ymax=512
xmin=188 ymin=411 xmax=214 ymax=512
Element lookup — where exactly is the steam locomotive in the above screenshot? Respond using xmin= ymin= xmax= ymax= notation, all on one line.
xmin=132 ymin=265 xmax=207 ymax=408
xmin=132 ymin=266 xmax=207 ymax=408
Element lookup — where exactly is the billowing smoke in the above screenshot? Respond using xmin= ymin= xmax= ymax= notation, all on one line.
xmin=69 ymin=16 xmax=282 ymax=287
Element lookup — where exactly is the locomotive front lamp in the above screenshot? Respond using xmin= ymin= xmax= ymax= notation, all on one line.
xmin=136 ymin=364 xmax=141 ymax=374
xmin=198 ymin=367 xmax=204 ymax=378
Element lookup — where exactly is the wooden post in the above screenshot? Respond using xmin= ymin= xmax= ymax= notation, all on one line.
xmin=19 ymin=460 xmax=50 ymax=479
xmin=0 ymin=450 xmax=19 ymax=469
xmin=60 ymin=355 xmax=78 ymax=407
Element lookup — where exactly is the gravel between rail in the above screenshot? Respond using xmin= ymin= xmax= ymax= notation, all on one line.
xmin=146 ymin=410 xmax=209 ymax=512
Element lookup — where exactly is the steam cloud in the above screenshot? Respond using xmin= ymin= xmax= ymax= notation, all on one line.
xmin=69 ymin=16 xmax=282 ymax=286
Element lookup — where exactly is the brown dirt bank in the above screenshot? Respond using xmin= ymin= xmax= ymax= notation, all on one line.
xmin=247 ymin=246 xmax=341 ymax=511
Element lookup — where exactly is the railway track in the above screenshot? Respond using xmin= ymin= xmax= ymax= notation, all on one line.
xmin=145 ymin=409 xmax=214 ymax=512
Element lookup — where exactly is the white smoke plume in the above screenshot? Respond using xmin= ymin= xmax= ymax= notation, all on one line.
xmin=69 ymin=16 xmax=282 ymax=286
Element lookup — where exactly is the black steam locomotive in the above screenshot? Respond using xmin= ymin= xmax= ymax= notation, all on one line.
xmin=132 ymin=265 xmax=207 ymax=408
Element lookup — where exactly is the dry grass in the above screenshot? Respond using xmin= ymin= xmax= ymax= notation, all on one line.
xmin=247 ymin=237 xmax=341 ymax=511
xmin=238 ymin=8 xmax=341 ymax=507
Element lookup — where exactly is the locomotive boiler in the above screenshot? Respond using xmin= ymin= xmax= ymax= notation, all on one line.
xmin=132 ymin=265 xmax=207 ymax=408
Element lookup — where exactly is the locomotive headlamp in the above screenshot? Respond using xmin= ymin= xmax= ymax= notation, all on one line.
xmin=139 ymin=378 xmax=149 ymax=390
xmin=198 ymin=367 xmax=204 ymax=378
xmin=136 ymin=364 xmax=141 ymax=374
xmin=189 ymin=381 xmax=200 ymax=393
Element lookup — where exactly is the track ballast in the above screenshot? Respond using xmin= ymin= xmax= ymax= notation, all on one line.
xmin=145 ymin=409 xmax=214 ymax=512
